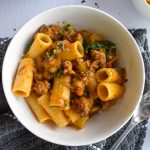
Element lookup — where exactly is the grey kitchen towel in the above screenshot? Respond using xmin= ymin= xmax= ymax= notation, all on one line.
xmin=0 ymin=29 xmax=149 ymax=150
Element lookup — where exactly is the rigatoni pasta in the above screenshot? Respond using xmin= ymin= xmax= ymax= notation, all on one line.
xmin=25 ymin=92 xmax=51 ymax=123
xmin=38 ymin=94 xmax=69 ymax=127
xmin=72 ymin=116 xmax=89 ymax=129
xmin=59 ymin=41 xmax=84 ymax=60
xmin=49 ymin=75 xmax=71 ymax=110
xmin=97 ymin=83 xmax=125 ymax=101
xmin=12 ymin=58 xmax=34 ymax=97
xmin=64 ymin=109 xmax=80 ymax=123
xmin=96 ymin=68 xmax=125 ymax=83
xmin=25 ymin=33 xmax=52 ymax=59
xmin=12 ymin=22 xmax=127 ymax=130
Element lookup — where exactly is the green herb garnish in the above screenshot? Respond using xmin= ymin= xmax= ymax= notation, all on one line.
xmin=57 ymin=41 xmax=63 ymax=49
xmin=90 ymin=40 xmax=115 ymax=54
xmin=45 ymin=51 xmax=54 ymax=58
xmin=55 ymin=68 xmax=62 ymax=77
xmin=57 ymin=32 xmax=63 ymax=40
xmin=83 ymin=38 xmax=91 ymax=54
xmin=90 ymin=41 xmax=104 ymax=49
xmin=83 ymin=87 xmax=89 ymax=97
xmin=63 ymin=24 xmax=71 ymax=31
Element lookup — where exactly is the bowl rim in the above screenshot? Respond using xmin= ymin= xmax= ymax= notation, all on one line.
xmin=2 ymin=5 xmax=145 ymax=146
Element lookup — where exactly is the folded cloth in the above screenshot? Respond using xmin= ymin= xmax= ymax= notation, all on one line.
xmin=0 ymin=29 xmax=149 ymax=150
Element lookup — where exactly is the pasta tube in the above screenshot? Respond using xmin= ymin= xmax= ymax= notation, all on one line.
xmin=87 ymin=71 xmax=98 ymax=99
xmin=59 ymin=41 xmax=84 ymax=60
xmin=64 ymin=109 xmax=80 ymax=123
xmin=26 ymin=33 xmax=52 ymax=58
xmin=38 ymin=94 xmax=69 ymax=127
xmin=25 ymin=92 xmax=51 ymax=123
xmin=97 ymin=83 xmax=125 ymax=101
xmin=49 ymin=75 xmax=71 ymax=110
xmin=12 ymin=58 xmax=34 ymax=97
xmin=72 ymin=116 xmax=89 ymax=129
xmin=77 ymin=61 xmax=89 ymax=72
xmin=96 ymin=68 xmax=123 ymax=83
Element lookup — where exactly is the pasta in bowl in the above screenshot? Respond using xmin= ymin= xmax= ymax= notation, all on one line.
xmin=12 ymin=22 xmax=127 ymax=129
xmin=2 ymin=6 xmax=144 ymax=146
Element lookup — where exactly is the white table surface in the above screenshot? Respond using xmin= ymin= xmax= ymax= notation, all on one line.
xmin=0 ymin=0 xmax=150 ymax=149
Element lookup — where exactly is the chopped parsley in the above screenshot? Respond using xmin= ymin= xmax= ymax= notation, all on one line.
xmin=57 ymin=41 xmax=63 ymax=49
xmin=55 ymin=68 xmax=62 ymax=77
xmin=57 ymin=32 xmax=63 ymax=40
xmin=63 ymin=24 xmax=71 ymax=31
xmin=83 ymin=39 xmax=116 ymax=55
xmin=53 ymin=49 xmax=59 ymax=54
xmin=83 ymin=87 xmax=89 ymax=97
xmin=45 ymin=49 xmax=58 ymax=59
xmin=45 ymin=51 xmax=54 ymax=58
xmin=83 ymin=38 xmax=91 ymax=54
xmin=90 ymin=41 xmax=104 ymax=49
xmin=90 ymin=40 xmax=115 ymax=54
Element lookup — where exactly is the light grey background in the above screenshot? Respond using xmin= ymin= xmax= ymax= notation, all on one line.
xmin=0 ymin=0 xmax=150 ymax=149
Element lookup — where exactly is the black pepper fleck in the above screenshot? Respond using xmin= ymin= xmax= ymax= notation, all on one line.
xmin=94 ymin=2 xmax=100 ymax=8
xmin=13 ymin=29 xmax=16 ymax=31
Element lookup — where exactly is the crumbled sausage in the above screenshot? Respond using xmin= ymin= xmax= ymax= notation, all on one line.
xmin=39 ymin=24 xmax=51 ymax=35
xmin=71 ymin=80 xmax=85 ymax=96
xmin=65 ymin=33 xmax=83 ymax=43
xmin=71 ymin=97 xmax=91 ymax=116
xmin=62 ymin=61 xmax=75 ymax=75
xmin=79 ymin=72 xmax=89 ymax=85
xmin=34 ymin=55 xmax=44 ymax=72
xmin=80 ymin=30 xmax=90 ymax=39
xmin=75 ymin=33 xmax=83 ymax=43
xmin=43 ymin=58 xmax=61 ymax=73
xmin=33 ymin=80 xmax=50 ymax=95
xmin=90 ymin=60 xmax=106 ymax=72
xmin=49 ymin=24 xmax=62 ymax=40
xmin=33 ymin=70 xmax=43 ymax=81
xmin=91 ymin=49 xmax=106 ymax=62
xmin=86 ymin=60 xmax=91 ymax=67
xmin=43 ymin=71 xmax=54 ymax=80
xmin=101 ymin=101 xmax=110 ymax=111
xmin=76 ymin=58 xmax=84 ymax=65
xmin=40 ymin=24 xmax=62 ymax=40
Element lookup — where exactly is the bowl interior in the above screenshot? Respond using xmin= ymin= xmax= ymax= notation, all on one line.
xmin=2 ymin=6 xmax=144 ymax=146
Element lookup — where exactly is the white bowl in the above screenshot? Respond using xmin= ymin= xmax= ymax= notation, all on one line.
xmin=2 ymin=6 xmax=145 ymax=146
xmin=132 ymin=0 xmax=150 ymax=19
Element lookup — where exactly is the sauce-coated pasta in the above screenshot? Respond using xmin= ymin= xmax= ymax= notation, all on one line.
xmin=12 ymin=22 xmax=127 ymax=129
